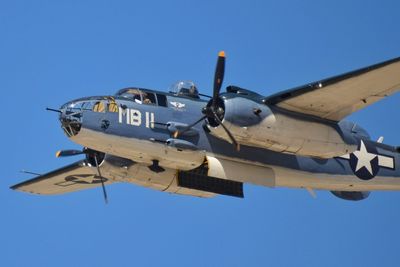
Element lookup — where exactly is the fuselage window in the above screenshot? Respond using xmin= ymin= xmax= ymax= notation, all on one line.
xmin=93 ymin=101 xmax=106 ymax=112
xmin=142 ymin=92 xmax=157 ymax=105
xmin=134 ymin=94 xmax=142 ymax=104
xmin=156 ymin=94 xmax=167 ymax=107
xmin=82 ymin=101 xmax=94 ymax=111
xmin=117 ymin=89 xmax=168 ymax=107
xmin=108 ymin=100 xmax=118 ymax=112
xmin=119 ymin=89 xmax=144 ymax=104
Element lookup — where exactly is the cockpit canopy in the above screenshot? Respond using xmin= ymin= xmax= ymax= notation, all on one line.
xmin=169 ymin=81 xmax=199 ymax=99
xmin=116 ymin=88 xmax=157 ymax=104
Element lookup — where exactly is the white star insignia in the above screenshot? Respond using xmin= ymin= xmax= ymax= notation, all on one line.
xmin=352 ymin=140 xmax=377 ymax=175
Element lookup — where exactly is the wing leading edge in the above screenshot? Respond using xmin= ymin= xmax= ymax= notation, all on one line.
xmin=11 ymin=160 xmax=113 ymax=195
xmin=264 ymin=57 xmax=400 ymax=121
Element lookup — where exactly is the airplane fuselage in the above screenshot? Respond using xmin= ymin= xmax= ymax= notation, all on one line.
xmin=60 ymin=89 xmax=400 ymax=195
xmin=12 ymin=54 xmax=400 ymax=201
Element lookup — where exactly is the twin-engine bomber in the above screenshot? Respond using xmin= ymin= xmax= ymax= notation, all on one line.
xmin=11 ymin=52 xmax=400 ymax=201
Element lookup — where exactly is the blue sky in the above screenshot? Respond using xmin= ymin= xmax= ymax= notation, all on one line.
xmin=1 ymin=0 xmax=400 ymax=266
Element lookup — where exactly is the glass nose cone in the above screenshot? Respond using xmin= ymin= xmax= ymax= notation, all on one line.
xmin=59 ymin=101 xmax=83 ymax=137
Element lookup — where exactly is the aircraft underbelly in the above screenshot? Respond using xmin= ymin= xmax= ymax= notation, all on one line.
xmin=71 ymin=128 xmax=204 ymax=171
xmin=71 ymin=128 xmax=400 ymax=192
xmin=267 ymin=165 xmax=400 ymax=191
xmin=208 ymin=154 xmax=400 ymax=191
xmin=99 ymin=158 xmax=215 ymax=197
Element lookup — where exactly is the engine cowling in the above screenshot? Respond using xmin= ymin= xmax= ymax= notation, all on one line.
xmin=71 ymin=126 xmax=206 ymax=171
xmin=205 ymin=95 xmax=357 ymax=158
xmin=84 ymin=149 xmax=106 ymax=167
xmin=98 ymin=154 xmax=215 ymax=198
xmin=98 ymin=154 xmax=276 ymax=198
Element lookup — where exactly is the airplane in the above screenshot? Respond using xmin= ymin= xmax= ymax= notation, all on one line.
xmin=11 ymin=51 xmax=400 ymax=202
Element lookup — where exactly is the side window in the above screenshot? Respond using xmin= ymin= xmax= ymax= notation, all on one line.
xmin=108 ymin=100 xmax=118 ymax=112
xmin=133 ymin=93 xmax=142 ymax=104
xmin=142 ymin=92 xmax=157 ymax=105
xmin=82 ymin=101 xmax=94 ymax=111
xmin=120 ymin=89 xmax=143 ymax=104
xmin=93 ymin=101 xmax=106 ymax=112
xmin=156 ymin=94 xmax=167 ymax=107
xmin=117 ymin=89 xmax=168 ymax=107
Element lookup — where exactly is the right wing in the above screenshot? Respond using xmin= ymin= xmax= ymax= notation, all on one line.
xmin=264 ymin=57 xmax=400 ymax=121
xmin=11 ymin=160 xmax=113 ymax=195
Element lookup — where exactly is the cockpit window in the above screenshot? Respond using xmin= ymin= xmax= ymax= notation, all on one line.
xmin=93 ymin=101 xmax=106 ymax=112
xmin=82 ymin=101 xmax=94 ymax=111
xmin=117 ymin=88 xmax=143 ymax=104
xmin=123 ymin=89 xmax=140 ymax=101
xmin=116 ymin=88 xmax=160 ymax=106
xmin=142 ymin=92 xmax=156 ymax=105
xmin=156 ymin=94 xmax=167 ymax=107
xmin=108 ymin=101 xmax=118 ymax=112
xmin=169 ymin=81 xmax=199 ymax=99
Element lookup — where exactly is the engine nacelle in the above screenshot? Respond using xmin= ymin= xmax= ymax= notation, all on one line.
xmin=98 ymin=154 xmax=215 ymax=198
xmin=331 ymin=191 xmax=370 ymax=201
xmin=71 ymin=127 xmax=205 ymax=171
xmin=97 ymin=154 xmax=276 ymax=198
xmin=206 ymin=96 xmax=357 ymax=158
xmin=206 ymin=156 xmax=275 ymax=187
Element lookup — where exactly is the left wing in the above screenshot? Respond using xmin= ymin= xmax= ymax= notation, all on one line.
xmin=264 ymin=57 xmax=400 ymax=121
xmin=11 ymin=160 xmax=113 ymax=195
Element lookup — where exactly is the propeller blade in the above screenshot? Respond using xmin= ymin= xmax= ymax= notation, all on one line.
xmin=211 ymin=110 xmax=240 ymax=151
xmin=212 ymin=51 xmax=225 ymax=108
xmin=56 ymin=147 xmax=108 ymax=203
xmin=94 ymin=155 xmax=108 ymax=204
xmin=55 ymin=149 xmax=85 ymax=157
xmin=173 ymin=115 xmax=207 ymax=138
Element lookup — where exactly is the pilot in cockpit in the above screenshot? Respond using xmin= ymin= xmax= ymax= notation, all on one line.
xmin=170 ymin=81 xmax=200 ymax=99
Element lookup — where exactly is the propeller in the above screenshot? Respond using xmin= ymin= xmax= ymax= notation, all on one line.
xmin=93 ymin=154 xmax=108 ymax=204
xmin=174 ymin=51 xmax=240 ymax=151
xmin=55 ymin=149 xmax=85 ymax=157
xmin=56 ymin=148 xmax=108 ymax=204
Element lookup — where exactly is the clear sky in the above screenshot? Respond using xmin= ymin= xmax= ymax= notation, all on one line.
xmin=1 ymin=0 xmax=400 ymax=266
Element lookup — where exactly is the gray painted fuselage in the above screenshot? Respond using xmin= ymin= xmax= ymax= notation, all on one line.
xmin=62 ymin=90 xmax=400 ymax=192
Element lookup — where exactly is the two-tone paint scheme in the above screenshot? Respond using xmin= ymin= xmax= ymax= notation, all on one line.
xmin=11 ymin=53 xmax=400 ymax=201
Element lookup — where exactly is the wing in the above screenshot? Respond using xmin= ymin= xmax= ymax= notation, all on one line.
xmin=11 ymin=160 xmax=113 ymax=195
xmin=264 ymin=57 xmax=400 ymax=121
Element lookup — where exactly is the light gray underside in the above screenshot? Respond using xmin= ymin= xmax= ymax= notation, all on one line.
xmin=11 ymin=161 xmax=112 ymax=195
xmin=275 ymin=59 xmax=400 ymax=121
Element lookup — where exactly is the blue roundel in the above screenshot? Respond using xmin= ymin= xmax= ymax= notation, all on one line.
xmin=349 ymin=141 xmax=379 ymax=180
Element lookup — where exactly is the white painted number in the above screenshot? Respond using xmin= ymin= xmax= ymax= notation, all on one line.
xmin=119 ymin=107 xmax=154 ymax=128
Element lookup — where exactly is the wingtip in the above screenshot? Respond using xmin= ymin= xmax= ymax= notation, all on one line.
xmin=10 ymin=184 xmax=20 ymax=191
